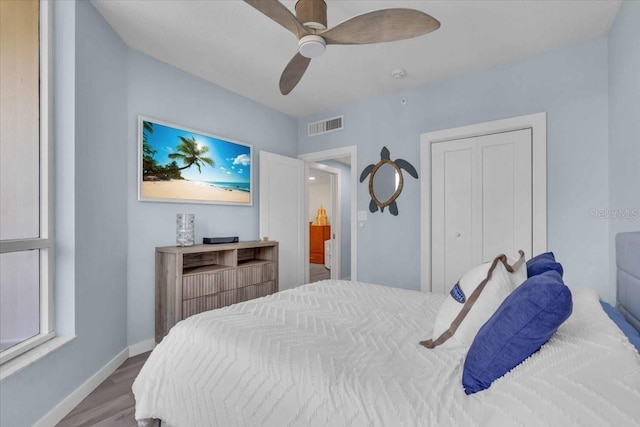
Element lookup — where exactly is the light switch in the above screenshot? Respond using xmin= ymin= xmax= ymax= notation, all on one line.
xmin=358 ymin=210 xmax=368 ymax=221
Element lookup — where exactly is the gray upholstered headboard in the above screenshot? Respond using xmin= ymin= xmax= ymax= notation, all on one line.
xmin=616 ymin=232 xmax=640 ymax=332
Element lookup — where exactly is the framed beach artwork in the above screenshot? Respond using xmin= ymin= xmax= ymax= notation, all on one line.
xmin=138 ymin=116 xmax=253 ymax=205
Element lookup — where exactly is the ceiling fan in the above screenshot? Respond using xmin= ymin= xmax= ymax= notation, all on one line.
xmin=244 ymin=0 xmax=440 ymax=95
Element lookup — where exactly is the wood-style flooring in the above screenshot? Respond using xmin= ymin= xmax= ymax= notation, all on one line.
xmin=56 ymin=351 xmax=150 ymax=427
xmin=309 ymin=263 xmax=331 ymax=282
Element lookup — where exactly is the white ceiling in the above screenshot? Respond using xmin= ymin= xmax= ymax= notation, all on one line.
xmin=91 ymin=0 xmax=620 ymax=118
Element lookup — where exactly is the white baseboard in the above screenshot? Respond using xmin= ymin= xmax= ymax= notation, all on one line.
xmin=34 ymin=338 xmax=156 ymax=426
xmin=129 ymin=338 xmax=156 ymax=357
xmin=34 ymin=347 xmax=128 ymax=427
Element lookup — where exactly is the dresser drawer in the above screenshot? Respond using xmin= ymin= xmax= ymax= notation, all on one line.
xmin=236 ymin=280 xmax=277 ymax=303
xmin=237 ymin=262 xmax=276 ymax=288
xmin=182 ymin=268 xmax=235 ymax=299
xmin=182 ymin=289 xmax=237 ymax=318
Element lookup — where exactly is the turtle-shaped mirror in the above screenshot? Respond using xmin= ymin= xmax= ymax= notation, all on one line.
xmin=360 ymin=146 xmax=418 ymax=216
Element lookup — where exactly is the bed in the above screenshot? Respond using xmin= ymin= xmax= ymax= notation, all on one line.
xmin=133 ymin=233 xmax=640 ymax=426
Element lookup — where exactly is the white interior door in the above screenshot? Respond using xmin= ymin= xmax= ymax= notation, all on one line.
xmin=431 ymin=129 xmax=533 ymax=293
xmin=259 ymin=151 xmax=305 ymax=291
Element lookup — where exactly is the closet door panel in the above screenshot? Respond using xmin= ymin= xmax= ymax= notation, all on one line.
xmin=477 ymin=129 xmax=532 ymax=261
xmin=431 ymin=140 xmax=474 ymax=293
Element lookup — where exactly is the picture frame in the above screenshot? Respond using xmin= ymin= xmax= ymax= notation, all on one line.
xmin=138 ymin=116 xmax=253 ymax=206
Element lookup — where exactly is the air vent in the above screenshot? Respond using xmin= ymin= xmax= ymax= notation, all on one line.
xmin=308 ymin=115 xmax=344 ymax=137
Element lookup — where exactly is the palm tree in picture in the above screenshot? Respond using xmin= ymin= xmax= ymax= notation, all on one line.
xmin=168 ymin=136 xmax=215 ymax=174
xmin=142 ymin=121 xmax=160 ymax=178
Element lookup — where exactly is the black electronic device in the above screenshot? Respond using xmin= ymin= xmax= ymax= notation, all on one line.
xmin=203 ymin=236 xmax=239 ymax=244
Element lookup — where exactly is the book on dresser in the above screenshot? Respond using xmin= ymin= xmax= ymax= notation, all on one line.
xmin=155 ymin=240 xmax=278 ymax=342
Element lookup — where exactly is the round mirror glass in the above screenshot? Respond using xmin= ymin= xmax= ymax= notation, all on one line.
xmin=372 ymin=163 xmax=399 ymax=204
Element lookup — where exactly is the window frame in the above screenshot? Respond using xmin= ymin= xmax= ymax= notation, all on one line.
xmin=0 ymin=0 xmax=54 ymax=366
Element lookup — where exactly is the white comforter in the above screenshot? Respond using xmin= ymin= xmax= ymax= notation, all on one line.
xmin=133 ymin=280 xmax=640 ymax=427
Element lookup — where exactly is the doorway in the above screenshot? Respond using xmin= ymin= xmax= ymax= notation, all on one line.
xmin=259 ymin=147 xmax=357 ymax=290
xmin=300 ymin=146 xmax=358 ymax=283
xmin=307 ymin=164 xmax=338 ymax=282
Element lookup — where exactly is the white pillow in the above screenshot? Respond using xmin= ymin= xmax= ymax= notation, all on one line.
xmin=509 ymin=250 xmax=527 ymax=288
xmin=427 ymin=251 xmax=525 ymax=349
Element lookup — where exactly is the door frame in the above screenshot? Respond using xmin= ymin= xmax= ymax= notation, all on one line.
xmin=305 ymin=162 xmax=341 ymax=282
xmin=419 ymin=112 xmax=547 ymax=292
xmin=299 ymin=145 xmax=358 ymax=282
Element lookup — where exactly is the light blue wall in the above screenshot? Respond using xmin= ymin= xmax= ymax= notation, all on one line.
xmin=126 ymin=51 xmax=298 ymax=345
xmin=0 ymin=1 xmax=129 ymax=426
xmin=608 ymin=0 xmax=640 ymax=287
xmin=74 ymin=0 xmax=128 ymax=362
xmin=3 ymin=2 xmax=637 ymax=425
xmin=298 ymin=37 xmax=612 ymax=301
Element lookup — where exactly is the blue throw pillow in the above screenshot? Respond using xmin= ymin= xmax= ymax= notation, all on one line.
xmin=462 ymin=270 xmax=573 ymax=395
xmin=526 ymin=252 xmax=564 ymax=278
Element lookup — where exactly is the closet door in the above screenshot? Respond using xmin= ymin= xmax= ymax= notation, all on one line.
xmin=431 ymin=129 xmax=532 ymax=293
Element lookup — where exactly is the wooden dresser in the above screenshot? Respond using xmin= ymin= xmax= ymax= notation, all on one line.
xmin=309 ymin=225 xmax=330 ymax=264
xmin=155 ymin=241 xmax=278 ymax=342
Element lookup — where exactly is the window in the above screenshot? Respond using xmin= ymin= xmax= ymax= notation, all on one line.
xmin=0 ymin=0 xmax=53 ymax=365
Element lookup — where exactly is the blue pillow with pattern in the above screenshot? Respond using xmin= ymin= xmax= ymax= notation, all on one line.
xmin=462 ymin=270 xmax=572 ymax=394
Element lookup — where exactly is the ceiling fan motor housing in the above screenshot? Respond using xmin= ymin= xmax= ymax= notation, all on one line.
xmin=295 ymin=0 xmax=327 ymax=30
xmin=298 ymin=35 xmax=326 ymax=58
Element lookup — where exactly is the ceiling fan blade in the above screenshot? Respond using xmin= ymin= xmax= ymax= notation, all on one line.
xmin=244 ymin=0 xmax=309 ymax=39
xmin=321 ymin=8 xmax=440 ymax=45
xmin=280 ymin=53 xmax=311 ymax=95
